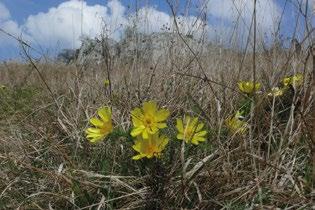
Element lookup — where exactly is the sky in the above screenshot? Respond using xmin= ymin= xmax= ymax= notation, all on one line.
xmin=0 ymin=0 xmax=314 ymax=61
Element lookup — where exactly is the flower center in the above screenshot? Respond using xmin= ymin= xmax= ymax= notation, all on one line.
xmin=146 ymin=144 xmax=158 ymax=155
xmin=146 ymin=119 xmax=152 ymax=125
xmin=184 ymin=128 xmax=194 ymax=140
xmin=144 ymin=115 xmax=154 ymax=128
xmin=100 ymin=124 xmax=112 ymax=134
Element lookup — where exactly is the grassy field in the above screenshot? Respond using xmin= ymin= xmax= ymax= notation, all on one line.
xmin=0 ymin=40 xmax=314 ymax=209
xmin=0 ymin=1 xmax=314 ymax=207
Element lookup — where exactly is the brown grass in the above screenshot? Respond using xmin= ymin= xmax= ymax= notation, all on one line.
xmin=0 ymin=40 xmax=313 ymax=209
xmin=0 ymin=1 xmax=314 ymax=208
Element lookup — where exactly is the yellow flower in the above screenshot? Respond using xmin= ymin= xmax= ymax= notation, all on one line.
xmin=132 ymin=133 xmax=169 ymax=160
xmin=282 ymin=73 xmax=303 ymax=87
xmin=104 ymin=79 xmax=110 ymax=86
xmin=130 ymin=101 xmax=169 ymax=139
xmin=225 ymin=111 xmax=248 ymax=134
xmin=85 ymin=106 xmax=113 ymax=143
xmin=267 ymin=87 xmax=285 ymax=97
xmin=238 ymin=81 xmax=261 ymax=94
xmin=176 ymin=116 xmax=207 ymax=145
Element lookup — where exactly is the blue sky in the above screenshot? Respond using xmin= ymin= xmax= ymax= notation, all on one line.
xmin=0 ymin=0 xmax=313 ymax=61
xmin=1 ymin=0 xmax=172 ymax=24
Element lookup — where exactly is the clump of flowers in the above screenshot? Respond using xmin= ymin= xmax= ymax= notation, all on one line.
xmin=132 ymin=133 xmax=169 ymax=160
xmin=225 ymin=111 xmax=248 ymax=134
xmin=282 ymin=73 xmax=303 ymax=87
xmin=85 ymin=106 xmax=113 ymax=143
xmin=130 ymin=101 xmax=169 ymax=139
xmin=176 ymin=116 xmax=207 ymax=145
xmin=238 ymin=81 xmax=261 ymax=94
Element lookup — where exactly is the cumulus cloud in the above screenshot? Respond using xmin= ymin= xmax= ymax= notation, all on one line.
xmin=0 ymin=0 xmax=284 ymax=52
xmin=0 ymin=2 xmax=22 ymax=45
xmin=207 ymin=0 xmax=281 ymax=38
xmin=0 ymin=3 xmax=10 ymax=20
xmin=22 ymin=0 xmax=127 ymax=49
xmin=129 ymin=6 xmax=208 ymax=39
xmin=19 ymin=0 xmax=208 ymax=49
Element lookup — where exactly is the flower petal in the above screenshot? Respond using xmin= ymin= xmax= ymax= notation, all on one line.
xmin=98 ymin=107 xmax=111 ymax=122
xmin=191 ymin=117 xmax=199 ymax=128
xmin=132 ymin=142 xmax=141 ymax=153
xmin=89 ymin=117 xmax=104 ymax=127
xmin=156 ymin=122 xmax=167 ymax=129
xmin=142 ymin=130 xmax=149 ymax=139
xmin=131 ymin=126 xmax=144 ymax=137
xmin=176 ymin=118 xmax=184 ymax=133
xmin=143 ymin=101 xmax=157 ymax=115
xmin=177 ymin=133 xmax=184 ymax=140
xmin=86 ymin=128 xmax=102 ymax=134
xmin=132 ymin=154 xmax=146 ymax=160
xmin=196 ymin=123 xmax=204 ymax=132
xmin=147 ymin=126 xmax=159 ymax=134
xmin=156 ymin=109 xmax=170 ymax=121
xmin=86 ymin=134 xmax=104 ymax=143
xmin=192 ymin=136 xmax=206 ymax=144
xmin=86 ymin=133 xmax=104 ymax=138
xmin=196 ymin=130 xmax=207 ymax=137
xmin=184 ymin=116 xmax=191 ymax=125
xmin=158 ymin=136 xmax=169 ymax=150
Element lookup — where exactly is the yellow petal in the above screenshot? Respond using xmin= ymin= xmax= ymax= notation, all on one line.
xmin=156 ymin=122 xmax=167 ymax=129
xmin=89 ymin=117 xmax=104 ymax=127
xmin=131 ymin=108 xmax=143 ymax=118
xmin=156 ymin=109 xmax=170 ymax=121
xmin=86 ymin=128 xmax=102 ymax=134
xmin=132 ymin=118 xmax=143 ymax=127
xmin=131 ymin=108 xmax=144 ymax=126
xmin=177 ymin=133 xmax=184 ymax=140
xmin=191 ymin=140 xmax=200 ymax=145
xmin=143 ymin=101 xmax=157 ymax=115
xmin=146 ymin=153 xmax=154 ymax=159
xmin=158 ymin=136 xmax=169 ymax=149
xmin=132 ymin=154 xmax=146 ymax=160
xmin=196 ymin=123 xmax=204 ymax=132
xmin=130 ymin=126 xmax=144 ymax=137
xmin=255 ymin=83 xmax=261 ymax=90
xmin=176 ymin=118 xmax=184 ymax=132
xmin=196 ymin=130 xmax=207 ymax=137
xmin=87 ymin=135 xmax=104 ymax=143
xmin=142 ymin=130 xmax=149 ymax=139
xmin=191 ymin=117 xmax=199 ymax=128
xmin=132 ymin=143 xmax=141 ymax=153
xmin=147 ymin=126 xmax=158 ymax=134
xmin=104 ymin=79 xmax=110 ymax=86
xmin=86 ymin=133 xmax=104 ymax=138
xmin=98 ymin=107 xmax=111 ymax=122
xmin=184 ymin=116 xmax=191 ymax=125
xmin=191 ymin=136 xmax=206 ymax=145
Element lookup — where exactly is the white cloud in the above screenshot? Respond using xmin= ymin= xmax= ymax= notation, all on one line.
xmin=0 ymin=2 xmax=22 ymax=45
xmin=207 ymin=0 xmax=281 ymax=37
xmin=0 ymin=0 xmax=283 ymax=52
xmin=0 ymin=2 xmax=10 ymax=20
xmin=21 ymin=0 xmax=208 ymax=49
xmin=131 ymin=7 xmax=172 ymax=33
xmin=129 ymin=6 xmax=208 ymax=39
xmin=22 ymin=0 xmax=127 ymax=49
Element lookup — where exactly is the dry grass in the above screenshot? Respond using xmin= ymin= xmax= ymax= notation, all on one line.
xmin=0 ymin=1 xmax=314 ymax=207
xmin=0 ymin=40 xmax=313 ymax=209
